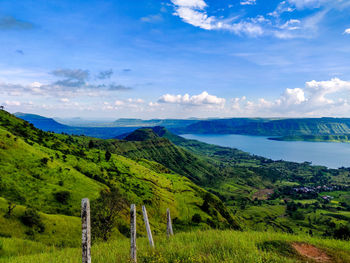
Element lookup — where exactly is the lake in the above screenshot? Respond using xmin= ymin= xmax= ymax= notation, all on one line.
xmin=181 ymin=134 xmax=350 ymax=169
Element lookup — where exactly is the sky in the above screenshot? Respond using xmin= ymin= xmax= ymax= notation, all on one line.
xmin=1 ymin=0 xmax=350 ymax=119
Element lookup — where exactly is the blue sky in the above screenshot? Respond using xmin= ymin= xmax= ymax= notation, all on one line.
xmin=1 ymin=0 xmax=350 ymax=119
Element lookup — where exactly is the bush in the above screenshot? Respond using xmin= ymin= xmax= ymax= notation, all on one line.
xmin=105 ymin=151 xmax=112 ymax=161
xmin=192 ymin=213 xmax=202 ymax=224
xmin=333 ymin=225 xmax=350 ymax=240
xmin=0 ymin=232 xmax=11 ymax=238
xmin=40 ymin=157 xmax=49 ymax=166
xmin=54 ymin=190 xmax=71 ymax=204
xmin=20 ymin=209 xmax=45 ymax=233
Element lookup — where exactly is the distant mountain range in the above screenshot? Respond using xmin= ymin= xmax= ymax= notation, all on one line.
xmin=14 ymin=113 xmax=350 ymax=139
xmin=175 ymin=117 xmax=350 ymax=136
xmin=55 ymin=117 xmax=199 ymax=128
xmin=14 ymin=113 xmax=139 ymax=139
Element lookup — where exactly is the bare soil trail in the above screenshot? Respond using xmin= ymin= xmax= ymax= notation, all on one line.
xmin=292 ymin=243 xmax=332 ymax=262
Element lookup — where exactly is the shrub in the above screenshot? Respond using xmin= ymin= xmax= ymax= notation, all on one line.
xmin=105 ymin=151 xmax=112 ymax=161
xmin=20 ymin=209 xmax=45 ymax=233
xmin=40 ymin=157 xmax=49 ymax=166
xmin=192 ymin=213 xmax=202 ymax=224
xmin=0 ymin=232 xmax=11 ymax=238
xmin=333 ymin=225 xmax=350 ymax=240
xmin=54 ymin=190 xmax=71 ymax=204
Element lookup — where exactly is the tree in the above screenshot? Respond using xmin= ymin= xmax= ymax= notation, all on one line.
xmin=91 ymin=188 xmax=127 ymax=241
xmin=88 ymin=140 xmax=94 ymax=149
xmin=5 ymin=201 xmax=16 ymax=218
xmin=40 ymin=157 xmax=49 ymax=166
xmin=333 ymin=225 xmax=350 ymax=240
xmin=20 ymin=209 xmax=45 ymax=233
xmin=105 ymin=151 xmax=112 ymax=161
xmin=192 ymin=213 xmax=202 ymax=224
xmin=54 ymin=190 xmax=71 ymax=204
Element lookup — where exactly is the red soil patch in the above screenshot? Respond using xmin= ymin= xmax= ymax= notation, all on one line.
xmin=292 ymin=243 xmax=332 ymax=262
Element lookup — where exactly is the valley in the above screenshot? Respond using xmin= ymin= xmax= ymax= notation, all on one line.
xmin=0 ymin=110 xmax=349 ymax=262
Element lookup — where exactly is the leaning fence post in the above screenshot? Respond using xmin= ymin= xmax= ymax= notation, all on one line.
xmin=167 ymin=208 xmax=174 ymax=238
xmin=81 ymin=198 xmax=91 ymax=263
xmin=142 ymin=206 xmax=154 ymax=248
xmin=130 ymin=204 xmax=137 ymax=262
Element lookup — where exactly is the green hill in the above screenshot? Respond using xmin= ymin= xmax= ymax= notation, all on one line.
xmin=0 ymin=110 xmax=240 ymax=250
xmin=178 ymin=118 xmax=350 ymax=136
xmin=1 ymin=110 xmax=350 ymax=262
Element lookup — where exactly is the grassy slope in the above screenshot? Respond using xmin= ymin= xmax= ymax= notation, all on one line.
xmin=0 ymin=110 xmax=240 ymax=250
xmin=93 ymin=129 xmax=221 ymax=185
xmin=0 ymin=197 xmax=81 ymax=248
xmin=1 ymin=230 xmax=350 ymax=263
xmin=0 ymin=127 xmax=103 ymax=215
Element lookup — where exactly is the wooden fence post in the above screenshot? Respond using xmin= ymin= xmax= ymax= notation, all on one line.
xmin=142 ymin=206 xmax=154 ymax=248
xmin=167 ymin=208 xmax=174 ymax=238
xmin=81 ymin=198 xmax=91 ymax=263
xmin=130 ymin=204 xmax=137 ymax=262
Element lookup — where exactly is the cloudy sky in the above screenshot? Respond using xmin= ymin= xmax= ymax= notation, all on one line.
xmin=1 ymin=0 xmax=350 ymax=119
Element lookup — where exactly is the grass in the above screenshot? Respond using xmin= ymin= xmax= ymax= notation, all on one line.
xmin=0 ymin=197 xmax=81 ymax=247
xmin=1 ymin=230 xmax=350 ymax=263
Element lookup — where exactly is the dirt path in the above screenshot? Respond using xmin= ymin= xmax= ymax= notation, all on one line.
xmin=292 ymin=243 xmax=332 ymax=262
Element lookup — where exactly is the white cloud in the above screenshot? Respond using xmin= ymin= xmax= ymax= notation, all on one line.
xmin=60 ymin=98 xmax=69 ymax=103
xmin=140 ymin=14 xmax=163 ymax=23
xmin=288 ymin=0 xmax=329 ymax=9
xmin=240 ymin=0 xmax=256 ymax=5
xmin=170 ymin=0 xmax=337 ymax=38
xmin=171 ymin=0 xmax=263 ymax=36
xmin=148 ymin=102 xmax=160 ymax=107
xmin=115 ymin=100 xmax=125 ymax=106
xmin=279 ymin=19 xmax=301 ymax=30
xmin=274 ymin=9 xmax=326 ymax=39
xmin=4 ymin=100 xmax=21 ymax=106
xmin=229 ymin=78 xmax=350 ymax=117
xmin=171 ymin=0 xmax=207 ymax=9
xmin=0 ymin=68 xmax=132 ymax=99
xmin=305 ymin=78 xmax=350 ymax=105
xmin=158 ymin=91 xmax=226 ymax=107
xmin=344 ymin=28 xmax=350 ymax=34
xmin=127 ymin=98 xmax=144 ymax=103
xmin=281 ymin=88 xmax=306 ymax=105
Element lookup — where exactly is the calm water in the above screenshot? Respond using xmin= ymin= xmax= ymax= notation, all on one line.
xmin=181 ymin=134 xmax=350 ymax=169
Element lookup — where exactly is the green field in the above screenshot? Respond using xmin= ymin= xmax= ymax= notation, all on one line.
xmin=1 ymin=230 xmax=350 ymax=263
